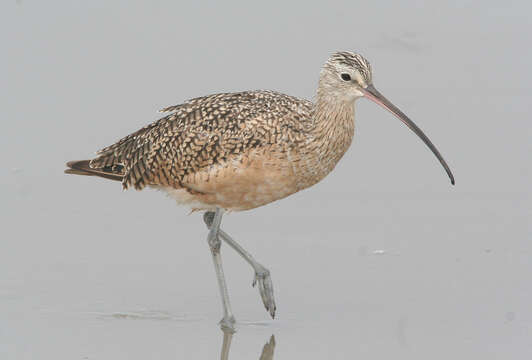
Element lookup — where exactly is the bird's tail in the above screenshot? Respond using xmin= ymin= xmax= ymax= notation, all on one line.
xmin=65 ymin=160 xmax=123 ymax=182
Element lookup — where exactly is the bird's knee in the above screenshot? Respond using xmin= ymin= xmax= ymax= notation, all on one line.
xmin=203 ymin=211 xmax=215 ymax=228
xmin=256 ymin=267 xmax=270 ymax=279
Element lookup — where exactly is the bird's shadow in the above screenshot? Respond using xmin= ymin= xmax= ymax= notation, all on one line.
xmin=220 ymin=329 xmax=276 ymax=360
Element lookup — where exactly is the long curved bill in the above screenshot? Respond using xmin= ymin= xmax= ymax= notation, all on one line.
xmin=361 ymin=84 xmax=455 ymax=185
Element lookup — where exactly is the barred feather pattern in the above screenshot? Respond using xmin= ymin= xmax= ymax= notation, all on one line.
xmin=90 ymin=91 xmax=315 ymax=191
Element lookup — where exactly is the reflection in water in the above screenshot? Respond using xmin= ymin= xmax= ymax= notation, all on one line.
xmin=220 ymin=330 xmax=276 ymax=360
xmin=259 ymin=335 xmax=276 ymax=360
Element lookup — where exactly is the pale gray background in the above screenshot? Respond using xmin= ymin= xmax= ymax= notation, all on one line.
xmin=1 ymin=0 xmax=531 ymax=359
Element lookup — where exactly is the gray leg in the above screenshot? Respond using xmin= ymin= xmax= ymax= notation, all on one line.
xmin=204 ymin=212 xmax=276 ymax=319
xmin=206 ymin=208 xmax=236 ymax=332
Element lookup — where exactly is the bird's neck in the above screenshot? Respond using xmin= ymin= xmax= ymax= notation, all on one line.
xmin=310 ymin=93 xmax=356 ymax=163
xmin=290 ymin=93 xmax=356 ymax=190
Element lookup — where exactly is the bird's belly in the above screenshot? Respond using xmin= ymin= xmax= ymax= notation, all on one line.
xmin=176 ymin=152 xmax=302 ymax=211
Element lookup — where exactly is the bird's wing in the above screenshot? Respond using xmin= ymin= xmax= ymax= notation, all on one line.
xmin=88 ymin=90 xmax=312 ymax=191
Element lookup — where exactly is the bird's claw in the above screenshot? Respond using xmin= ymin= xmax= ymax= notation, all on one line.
xmin=253 ymin=269 xmax=276 ymax=318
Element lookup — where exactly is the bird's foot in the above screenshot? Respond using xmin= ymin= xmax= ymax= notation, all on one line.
xmin=219 ymin=315 xmax=236 ymax=333
xmin=252 ymin=268 xmax=276 ymax=319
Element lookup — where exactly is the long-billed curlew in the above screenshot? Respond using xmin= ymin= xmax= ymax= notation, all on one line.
xmin=66 ymin=51 xmax=454 ymax=331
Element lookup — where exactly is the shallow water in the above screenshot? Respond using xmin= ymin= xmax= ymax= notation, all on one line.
xmin=1 ymin=1 xmax=531 ymax=359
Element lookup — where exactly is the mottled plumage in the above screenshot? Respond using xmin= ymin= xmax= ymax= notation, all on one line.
xmin=69 ymin=70 xmax=358 ymax=211
xmin=66 ymin=50 xmax=454 ymax=210
xmin=91 ymin=90 xmax=314 ymax=192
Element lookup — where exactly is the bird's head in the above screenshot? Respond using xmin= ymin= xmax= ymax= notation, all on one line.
xmin=320 ymin=51 xmax=455 ymax=185
xmin=320 ymin=51 xmax=373 ymax=101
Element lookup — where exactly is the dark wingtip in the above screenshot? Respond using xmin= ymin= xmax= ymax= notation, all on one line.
xmin=65 ymin=159 xmax=123 ymax=182
xmin=64 ymin=168 xmax=93 ymax=176
xmin=66 ymin=160 xmax=79 ymax=168
xmin=65 ymin=160 xmax=92 ymax=175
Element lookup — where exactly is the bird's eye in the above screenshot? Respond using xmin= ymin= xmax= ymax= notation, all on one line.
xmin=341 ymin=73 xmax=351 ymax=81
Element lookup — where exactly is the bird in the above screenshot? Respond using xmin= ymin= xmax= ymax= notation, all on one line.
xmin=65 ymin=51 xmax=454 ymax=332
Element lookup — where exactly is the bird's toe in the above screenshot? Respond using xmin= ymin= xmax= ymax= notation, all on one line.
xmin=254 ymin=270 xmax=276 ymax=319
